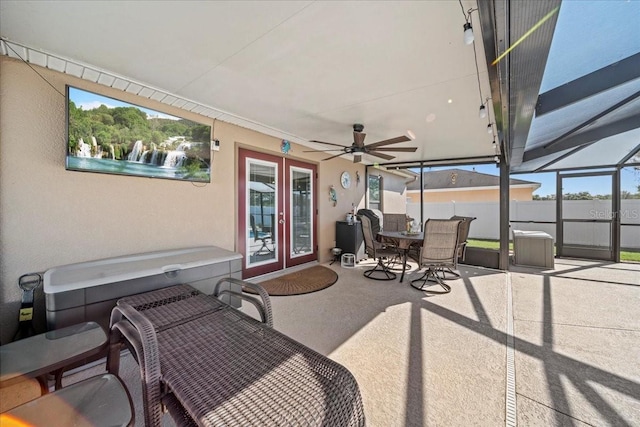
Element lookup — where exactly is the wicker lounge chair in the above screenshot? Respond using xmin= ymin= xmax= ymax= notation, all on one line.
xmin=107 ymin=281 xmax=365 ymax=427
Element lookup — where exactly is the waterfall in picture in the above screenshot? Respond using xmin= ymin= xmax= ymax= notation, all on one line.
xmin=127 ymin=140 xmax=144 ymax=161
xmin=76 ymin=138 xmax=92 ymax=157
xmin=150 ymin=150 xmax=160 ymax=165
xmin=76 ymin=137 xmax=102 ymax=158
xmin=176 ymin=141 xmax=192 ymax=151
xmin=163 ymin=151 xmax=187 ymax=168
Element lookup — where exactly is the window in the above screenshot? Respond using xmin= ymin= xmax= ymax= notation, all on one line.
xmin=368 ymin=174 xmax=382 ymax=210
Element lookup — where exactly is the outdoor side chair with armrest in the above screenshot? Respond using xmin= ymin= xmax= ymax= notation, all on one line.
xmin=440 ymin=215 xmax=476 ymax=279
xmin=107 ymin=279 xmax=365 ymax=427
xmin=410 ymin=218 xmax=461 ymax=294
xmin=360 ymin=214 xmax=399 ymax=281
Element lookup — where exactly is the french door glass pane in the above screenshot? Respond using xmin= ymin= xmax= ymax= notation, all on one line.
xmin=248 ymin=160 xmax=277 ymax=266
xmin=291 ymin=167 xmax=313 ymax=257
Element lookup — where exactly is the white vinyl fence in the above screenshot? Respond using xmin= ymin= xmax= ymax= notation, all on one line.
xmin=407 ymin=200 xmax=640 ymax=249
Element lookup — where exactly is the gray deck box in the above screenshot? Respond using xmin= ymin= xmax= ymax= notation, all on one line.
xmin=44 ymin=246 xmax=243 ymax=332
xmin=513 ymin=230 xmax=555 ymax=269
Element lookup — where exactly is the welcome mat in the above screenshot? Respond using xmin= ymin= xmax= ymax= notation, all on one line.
xmin=253 ymin=265 xmax=338 ymax=296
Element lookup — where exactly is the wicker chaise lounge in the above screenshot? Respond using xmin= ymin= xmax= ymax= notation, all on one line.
xmin=107 ymin=280 xmax=365 ymax=427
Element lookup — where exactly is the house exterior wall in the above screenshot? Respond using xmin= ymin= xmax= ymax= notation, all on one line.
xmin=376 ymin=169 xmax=410 ymax=214
xmin=0 ymin=57 xmax=364 ymax=342
xmin=406 ymin=186 xmax=534 ymax=203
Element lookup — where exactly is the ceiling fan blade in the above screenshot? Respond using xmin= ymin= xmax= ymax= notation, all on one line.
xmin=369 ymin=146 xmax=417 ymax=152
xmin=353 ymin=154 xmax=362 ymax=163
xmin=366 ymin=135 xmax=411 ymax=149
xmin=365 ymin=151 xmax=395 ymax=161
xmin=309 ymin=140 xmax=349 ymax=148
xmin=322 ymin=152 xmax=349 ymax=161
xmin=353 ymin=132 xmax=366 ymax=148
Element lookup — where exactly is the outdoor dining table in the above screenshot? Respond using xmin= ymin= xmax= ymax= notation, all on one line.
xmin=107 ymin=283 xmax=365 ymax=427
xmin=377 ymin=230 xmax=424 ymax=282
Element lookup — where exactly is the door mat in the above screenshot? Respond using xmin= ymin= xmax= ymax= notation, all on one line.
xmin=252 ymin=265 xmax=338 ymax=296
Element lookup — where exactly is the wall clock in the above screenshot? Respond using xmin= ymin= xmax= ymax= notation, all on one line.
xmin=340 ymin=171 xmax=351 ymax=189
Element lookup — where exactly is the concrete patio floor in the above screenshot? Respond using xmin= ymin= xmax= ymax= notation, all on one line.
xmin=63 ymin=258 xmax=640 ymax=426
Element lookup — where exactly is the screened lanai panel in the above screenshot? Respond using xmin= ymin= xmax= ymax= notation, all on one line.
xmin=511 ymin=0 xmax=640 ymax=173
xmin=510 ymin=148 xmax=574 ymax=173
xmin=526 ymin=78 xmax=640 ymax=151
xmin=542 ymin=128 xmax=640 ymax=171
xmin=538 ymin=2 xmax=640 ymax=93
xmin=625 ymin=154 xmax=640 ymax=165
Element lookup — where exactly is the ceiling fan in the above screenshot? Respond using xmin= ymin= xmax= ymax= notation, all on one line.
xmin=305 ymin=124 xmax=417 ymax=163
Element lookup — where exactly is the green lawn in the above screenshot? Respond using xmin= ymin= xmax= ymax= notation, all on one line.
xmin=467 ymin=239 xmax=640 ymax=262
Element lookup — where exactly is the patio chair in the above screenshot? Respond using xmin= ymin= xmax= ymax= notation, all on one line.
xmin=382 ymin=213 xmax=412 ymax=232
xmin=359 ymin=214 xmax=400 ymax=281
xmin=250 ymin=214 xmax=272 ymax=256
xmin=440 ymin=215 xmax=476 ymax=279
xmin=410 ymin=218 xmax=461 ymax=293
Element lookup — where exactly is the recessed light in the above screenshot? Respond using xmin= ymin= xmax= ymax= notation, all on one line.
xmin=447 ymin=99 xmax=453 ymax=104
xmin=426 ymin=113 xmax=436 ymax=123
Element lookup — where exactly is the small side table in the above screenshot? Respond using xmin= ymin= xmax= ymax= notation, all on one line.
xmin=0 ymin=321 xmax=107 ymax=393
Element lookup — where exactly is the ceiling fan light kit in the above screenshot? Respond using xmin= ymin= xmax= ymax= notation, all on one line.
xmin=307 ymin=124 xmax=417 ymax=163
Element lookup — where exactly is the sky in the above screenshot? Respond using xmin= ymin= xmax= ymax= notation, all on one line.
xmin=422 ymin=164 xmax=639 ymax=197
xmin=68 ymin=86 xmax=178 ymax=120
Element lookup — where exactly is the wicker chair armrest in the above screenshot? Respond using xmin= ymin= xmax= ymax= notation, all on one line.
xmin=109 ymin=304 xmax=163 ymax=427
xmin=214 ymin=277 xmax=273 ymax=328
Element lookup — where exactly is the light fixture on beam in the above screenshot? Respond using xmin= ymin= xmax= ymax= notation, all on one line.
xmin=479 ymin=104 xmax=487 ymax=118
xmin=487 ymin=123 xmax=493 ymax=134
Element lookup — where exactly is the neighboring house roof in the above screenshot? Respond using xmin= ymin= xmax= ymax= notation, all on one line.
xmin=406 ymin=169 xmax=541 ymax=191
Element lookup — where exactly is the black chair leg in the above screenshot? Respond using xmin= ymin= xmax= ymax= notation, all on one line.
xmin=364 ymin=259 xmax=397 ymax=281
xmin=410 ymin=268 xmax=451 ymax=293
xmin=386 ymin=255 xmax=411 ymax=273
xmin=253 ymin=238 xmax=273 ymax=256
xmin=439 ymin=267 xmax=460 ymax=280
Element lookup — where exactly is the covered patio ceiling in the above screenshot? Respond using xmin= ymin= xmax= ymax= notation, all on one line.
xmin=0 ymin=0 xmax=497 ymax=166
xmin=2 ymin=1 xmax=638 ymax=173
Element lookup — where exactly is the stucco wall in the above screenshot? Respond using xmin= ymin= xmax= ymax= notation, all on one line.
xmin=0 ymin=57 xmax=364 ymax=343
xmin=375 ymin=169 xmax=411 ymax=213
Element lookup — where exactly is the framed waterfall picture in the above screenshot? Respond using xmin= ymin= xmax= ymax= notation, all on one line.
xmin=66 ymin=85 xmax=212 ymax=182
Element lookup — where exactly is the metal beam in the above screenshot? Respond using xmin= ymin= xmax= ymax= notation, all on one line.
xmin=536 ymin=52 xmax=640 ymax=116
xmin=502 ymin=0 xmax=561 ymax=168
xmin=478 ymin=0 xmax=509 ymax=165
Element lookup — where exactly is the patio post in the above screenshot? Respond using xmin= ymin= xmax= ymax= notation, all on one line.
xmin=499 ymin=158 xmax=510 ymax=270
